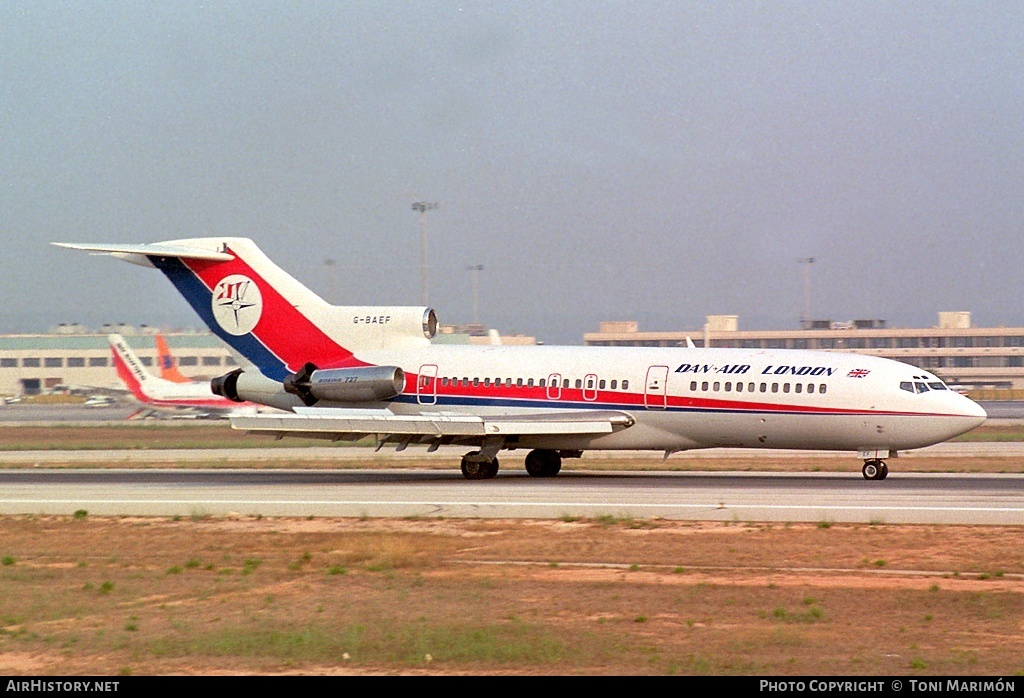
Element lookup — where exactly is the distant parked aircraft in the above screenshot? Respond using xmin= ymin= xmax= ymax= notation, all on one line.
xmin=108 ymin=334 xmax=256 ymax=417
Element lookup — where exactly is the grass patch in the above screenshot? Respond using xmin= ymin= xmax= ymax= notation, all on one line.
xmin=145 ymin=620 xmax=570 ymax=665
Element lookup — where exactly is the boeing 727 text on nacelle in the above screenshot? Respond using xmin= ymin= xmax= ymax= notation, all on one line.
xmin=55 ymin=238 xmax=986 ymax=480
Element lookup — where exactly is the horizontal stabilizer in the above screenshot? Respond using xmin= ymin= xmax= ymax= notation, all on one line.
xmin=53 ymin=242 xmax=234 ymax=267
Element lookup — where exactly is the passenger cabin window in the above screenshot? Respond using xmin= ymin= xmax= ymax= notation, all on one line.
xmin=622 ymin=380 xmax=629 ymax=389
xmin=575 ymin=379 xmax=582 ymax=389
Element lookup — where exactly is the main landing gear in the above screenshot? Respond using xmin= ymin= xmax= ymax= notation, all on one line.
xmin=524 ymin=449 xmax=562 ymax=478
xmin=459 ymin=448 xmax=572 ymax=480
xmin=461 ymin=451 xmax=499 ymax=480
xmin=862 ymin=459 xmax=889 ymax=481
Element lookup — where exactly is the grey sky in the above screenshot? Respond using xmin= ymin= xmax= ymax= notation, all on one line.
xmin=3 ymin=2 xmax=1022 ymax=344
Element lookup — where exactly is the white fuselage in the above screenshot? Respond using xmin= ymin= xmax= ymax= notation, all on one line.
xmin=338 ymin=344 xmax=986 ymax=453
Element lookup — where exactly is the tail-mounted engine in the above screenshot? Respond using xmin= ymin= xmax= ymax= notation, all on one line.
xmin=212 ymin=363 xmax=405 ymax=409
xmin=282 ymin=363 xmax=405 ymax=406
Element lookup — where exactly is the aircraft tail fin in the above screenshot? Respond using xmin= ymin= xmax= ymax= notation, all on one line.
xmin=108 ymin=334 xmax=175 ymax=404
xmin=154 ymin=334 xmax=191 ymax=383
xmin=57 ymin=238 xmax=438 ymax=382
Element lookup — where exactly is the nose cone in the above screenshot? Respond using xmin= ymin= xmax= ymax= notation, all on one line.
xmin=952 ymin=395 xmax=987 ymax=435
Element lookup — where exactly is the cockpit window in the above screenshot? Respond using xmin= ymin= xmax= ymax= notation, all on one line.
xmin=928 ymin=382 xmax=947 ymax=391
xmin=900 ymin=382 xmax=914 ymax=393
xmin=914 ymin=382 xmax=929 ymax=393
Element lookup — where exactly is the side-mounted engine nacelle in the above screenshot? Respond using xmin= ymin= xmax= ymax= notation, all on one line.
xmin=282 ymin=363 xmax=405 ymax=406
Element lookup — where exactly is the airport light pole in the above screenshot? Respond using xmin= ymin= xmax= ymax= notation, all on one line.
xmin=799 ymin=257 xmax=815 ymax=329
xmin=467 ymin=264 xmax=483 ymax=325
xmin=412 ymin=202 xmax=438 ymax=306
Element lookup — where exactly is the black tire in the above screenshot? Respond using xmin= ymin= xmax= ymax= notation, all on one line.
xmin=461 ymin=451 xmax=485 ymax=480
xmin=482 ymin=457 xmax=499 ymax=479
xmin=525 ymin=450 xmax=545 ymax=477
xmin=461 ymin=452 xmax=499 ymax=480
xmin=862 ymin=460 xmax=880 ymax=480
xmin=525 ymin=449 xmax=561 ymax=477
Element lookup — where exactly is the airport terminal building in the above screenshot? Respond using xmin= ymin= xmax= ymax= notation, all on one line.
xmin=0 ymin=326 xmax=237 ymax=396
xmin=584 ymin=312 xmax=1024 ymax=394
xmin=0 ymin=323 xmax=535 ymax=397
xmin=3 ymin=312 xmax=1023 ymax=397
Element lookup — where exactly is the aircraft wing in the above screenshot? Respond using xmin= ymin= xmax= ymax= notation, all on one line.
xmin=230 ymin=407 xmax=635 ymax=450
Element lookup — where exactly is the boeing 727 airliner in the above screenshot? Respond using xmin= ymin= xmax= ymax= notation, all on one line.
xmin=56 ymin=238 xmax=987 ymax=480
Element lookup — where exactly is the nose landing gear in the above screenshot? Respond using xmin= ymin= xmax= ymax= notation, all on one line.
xmin=862 ymin=459 xmax=889 ymax=481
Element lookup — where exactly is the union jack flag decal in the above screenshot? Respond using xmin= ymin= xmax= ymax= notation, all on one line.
xmin=847 ymin=369 xmax=870 ymax=378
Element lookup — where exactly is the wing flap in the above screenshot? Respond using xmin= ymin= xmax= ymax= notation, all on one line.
xmin=229 ymin=408 xmax=634 ymax=440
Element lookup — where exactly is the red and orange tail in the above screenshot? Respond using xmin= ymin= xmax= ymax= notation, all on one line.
xmin=154 ymin=334 xmax=191 ymax=383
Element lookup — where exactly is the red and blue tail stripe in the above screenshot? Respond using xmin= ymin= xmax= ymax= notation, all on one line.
xmin=149 ymin=249 xmax=356 ymax=382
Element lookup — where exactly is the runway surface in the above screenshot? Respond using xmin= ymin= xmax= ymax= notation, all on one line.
xmin=0 ymin=403 xmax=1020 ymax=524
xmin=0 ymin=467 xmax=1020 ymax=525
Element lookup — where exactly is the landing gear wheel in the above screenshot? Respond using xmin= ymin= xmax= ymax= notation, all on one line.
xmin=461 ymin=451 xmax=499 ymax=480
xmin=862 ymin=459 xmax=887 ymax=481
xmin=482 ymin=457 xmax=499 ymax=479
xmin=525 ymin=449 xmax=562 ymax=477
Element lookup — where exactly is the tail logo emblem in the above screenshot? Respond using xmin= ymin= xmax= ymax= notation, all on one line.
xmin=212 ymin=274 xmax=262 ymax=335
